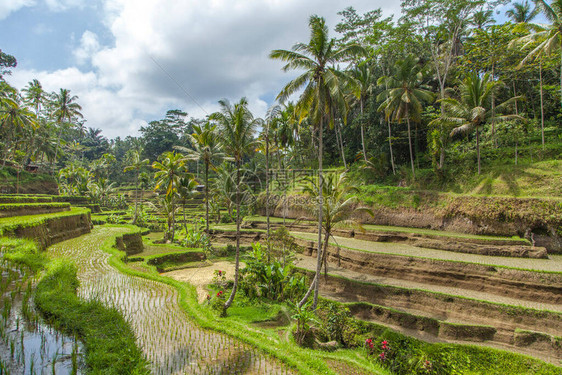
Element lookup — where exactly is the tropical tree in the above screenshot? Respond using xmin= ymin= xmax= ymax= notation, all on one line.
xmin=0 ymin=94 xmax=37 ymax=167
xmin=303 ymin=172 xmax=372 ymax=278
xmin=22 ymin=79 xmax=45 ymax=116
xmin=514 ymin=0 xmax=562 ymax=107
xmin=270 ymin=15 xmax=364 ymax=309
xmin=124 ymin=149 xmax=150 ymax=224
xmin=377 ymin=55 xmax=433 ymax=179
xmin=438 ymin=72 xmax=522 ymax=175
xmin=175 ymin=122 xmax=227 ymax=233
xmin=152 ymin=151 xmax=186 ymax=242
xmin=348 ymin=62 xmax=373 ymax=161
xmin=210 ymin=98 xmax=259 ymax=313
xmin=176 ymin=174 xmax=199 ymax=236
xmin=52 ymin=88 xmax=83 ymax=166
xmin=506 ymin=1 xmax=539 ymax=23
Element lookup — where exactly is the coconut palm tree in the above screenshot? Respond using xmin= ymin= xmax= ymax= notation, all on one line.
xmin=377 ymin=55 xmax=433 ymax=180
xmin=270 ymin=15 xmax=364 ymax=309
xmin=124 ymin=149 xmax=150 ymax=225
xmin=152 ymin=151 xmax=187 ymax=242
xmin=210 ymin=98 xmax=259 ymax=313
xmin=0 ymin=95 xmax=37 ymax=167
xmin=513 ymin=0 xmax=562 ymax=107
xmin=175 ymin=122 xmax=227 ymax=233
xmin=176 ymin=174 xmax=199 ymax=236
xmin=349 ymin=62 xmax=373 ymax=162
xmin=506 ymin=1 xmax=539 ymax=23
xmin=303 ymin=172 xmax=372 ymax=279
xmin=438 ymin=72 xmax=522 ymax=175
xmin=22 ymin=79 xmax=45 ymax=116
xmin=52 ymin=88 xmax=83 ymax=166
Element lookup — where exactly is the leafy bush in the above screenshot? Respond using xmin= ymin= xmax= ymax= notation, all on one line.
xmin=239 ymin=242 xmax=306 ymax=301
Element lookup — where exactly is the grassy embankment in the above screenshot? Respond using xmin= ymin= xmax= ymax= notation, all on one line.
xmin=0 ymin=212 xmax=149 ymax=374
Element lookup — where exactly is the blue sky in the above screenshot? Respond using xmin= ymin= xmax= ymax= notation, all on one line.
xmin=0 ymin=0 xmax=527 ymax=139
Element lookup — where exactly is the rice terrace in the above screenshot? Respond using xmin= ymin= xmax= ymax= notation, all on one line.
xmin=1 ymin=0 xmax=562 ymax=374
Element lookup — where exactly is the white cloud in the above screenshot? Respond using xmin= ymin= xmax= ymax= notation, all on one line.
xmin=7 ymin=0 xmax=402 ymax=138
xmin=0 ymin=0 xmax=35 ymax=20
xmin=73 ymin=30 xmax=100 ymax=65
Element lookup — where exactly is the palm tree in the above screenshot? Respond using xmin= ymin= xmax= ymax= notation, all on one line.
xmin=377 ymin=55 xmax=433 ymax=180
xmin=506 ymin=1 xmax=539 ymax=23
xmin=270 ymin=15 xmax=364 ymax=309
xmin=349 ymin=62 xmax=373 ymax=162
xmin=152 ymin=151 xmax=187 ymax=242
xmin=124 ymin=149 xmax=150 ymax=225
xmin=514 ymin=0 xmax=562 ymax=107
xmin=438 ymin=72 xmax=522 ymax=175
xmin=175 ymin=122 xmax=227 ymax=233
xmin=210 ymin=98 xmax=259 ymax=313
xmin=176 ymin=174 xmax=199 ymax=236
xmin=303 ymin=172 xmax=372 ymax=279
xmin=0 ymin=95 xmax=37 ymax=167
xmin=22 ymin=79 xmax=45 ymax=116
xmin=52 ymin=88 xmax=83 ymax=166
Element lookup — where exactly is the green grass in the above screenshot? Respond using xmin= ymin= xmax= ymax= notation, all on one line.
xmin=103 ymin=224 xmax=388 ymax=375
xmin=0 ymin=232 xmax=149 ymax=374
xmin=0 ymin=207 xmax=90 ymax=234
xmin=34 ymin=261 xmax=150 ymax=374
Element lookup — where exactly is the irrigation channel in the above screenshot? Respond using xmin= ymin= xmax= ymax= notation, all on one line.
xmin=47 ymin=226 xmax=293 ymax=375
xmin=0 ymin=255 xmax=82 ymax=374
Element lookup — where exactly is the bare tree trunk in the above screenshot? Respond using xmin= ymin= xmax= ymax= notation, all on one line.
xmin=360 ymin=99 xmax=367 ymax=161
xmin=224 ymin=161 xmax=241 ymax=312
xmin=205 ymin=162 xmax=210 ymax=233
xmin=265 ymin=130 xmax=270 ymax=262
xmin=540 ymin=61 xmax=545 ymax=150
xmin=476 ymin=126 xmax=481 ymax=175
xmin=491 ymin=62 xmax=497 ymax=148
xmin=406 ymin=113 xmax=416 ymax=180
xmin=386 ymin=118 xmax=396 ymax=175
xmin=299 ymin=118 xmax=324 ymax=310
xmin=335 ymin=119 xmax=347 ymax=169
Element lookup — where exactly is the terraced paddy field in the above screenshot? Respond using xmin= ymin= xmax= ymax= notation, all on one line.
xmin=292 ymin=231 xmax=562 ymax=365
xmin=47 ymin=226 xmax=293 ymax=375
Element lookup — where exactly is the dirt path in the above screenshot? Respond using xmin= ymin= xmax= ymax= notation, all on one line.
xmin=292 ymin=232 xmax=562 ymax=273
xmin=164 ymin=261 xmax=243 ymax=303
xmin=48 ymin=227 xmax=291 ymax=375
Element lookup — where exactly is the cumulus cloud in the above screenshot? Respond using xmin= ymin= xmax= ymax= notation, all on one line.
xmin=43 ymin=0 xmax=84 ymax=12
xmin=7 ymin=0 xmax=402 ymax=138
xmin=0 ymin=0 xmax=35 ymax=20
xmin=73 ymin=30 xmax=101 ymax=65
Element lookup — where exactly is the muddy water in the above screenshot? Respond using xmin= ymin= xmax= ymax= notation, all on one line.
xmin=48 ymin=226 xmax=292 ymax=375
xmin=0 ymin=259 xmax=82 ymax=375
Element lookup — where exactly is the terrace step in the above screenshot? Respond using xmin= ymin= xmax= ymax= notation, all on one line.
xmin=247 ymin=220 xmax=545 ymax=258
xmin=295 ymin=261 xmax=562 ymax=364
xmin=0 ymin=202 xmax=71 ymax=218
xmin=294 ymin=237 xmax=562 ymax=305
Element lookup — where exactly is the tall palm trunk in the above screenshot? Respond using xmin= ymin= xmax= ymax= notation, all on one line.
xmin=406 ymin=109 xmax=416 ymax=179
xmin=336 ymin=120 xmax=347 ymax=169
xmin=224 ymin=160 xmax=241 ymax=311
xmin=265 ymin=132 xmax=270 ymax=261
xmin=205 ymin=162 xmax=210 ymax=233
xmin=476 ymin=125 xmax=481 ymax=175
xmin=360 ymin=99 xmax=367 ymax=162
xmin=540 ymin=61 xmax=545 ymax=150
xmin=133 ymin=169 xmax=139 ymax=224
xmin=386 ymin=117 xmax=396 ymax=174
xmin=299 ymin=118 xmax=323 ymax=310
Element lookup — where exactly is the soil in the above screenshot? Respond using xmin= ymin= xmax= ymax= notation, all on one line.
xmin=164 ymin=260 xmax=243 ymax=303
xmin=294 ymin=237 xmax=562 ymax=304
